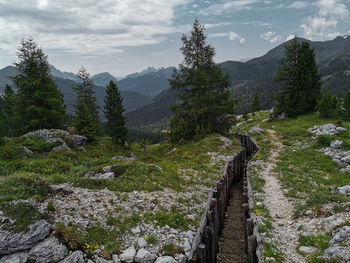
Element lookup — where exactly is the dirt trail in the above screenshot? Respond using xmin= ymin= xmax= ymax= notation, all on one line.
xmin=261 ymin=129 xmax=305 ymax=263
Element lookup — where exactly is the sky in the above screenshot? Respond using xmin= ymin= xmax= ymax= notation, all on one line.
xmin=0 ymin=0 xmax=349 ymax=77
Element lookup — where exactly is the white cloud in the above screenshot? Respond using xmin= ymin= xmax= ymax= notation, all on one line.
xmin=0 ymin=0 xmax=191 ymax=56
xmin=205 ymin=22 xmax=232 ymax=29
xmin=288 ymin=1 xmax=309 ymax=9
xmin=259 ymin=31 xmax=282 ymax=43
xmin=199 ymin=0 xmax=258 ymax=16
xmin=241 ymin=20 xmax=272 ymax=28
xmin=229 ymin=31 xmax=245 ymax=45
xmin=300 ymin=0 xmax=349 ymax=40
xmin=286 ymin=34 xmax=295 ymax=41
xmin=208 ymin=33 xmax=229 ymax=38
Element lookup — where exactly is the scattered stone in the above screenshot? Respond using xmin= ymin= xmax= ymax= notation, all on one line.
xmin=183 ymin=238 xmax=191 ymax=252
xmin=336 ymin=127 xmax=347 ymax=132
xmin=135 ymin=248 xmax=155 ymax=263
xmin=52 ymin=143 xmax=71 ymax=152
xmin=95 ymin=257 xmax=113 ymax=263
xmin=331 ymin=226 xmax=350 ymax=245
xmin=149 ymin=164 xmax=163 ymax=172
xmin=131 ymin=227 xmax=141 ymax=234
xmin=28 ymin=237 xmax=68 ymax=263
xmin=138 ymin=237 xmax=148 ymax=248
xmin=71 ymin=135 xmax=88 ymax=148
xmin=321 ymin=215 xmax=344 ymax=231
xmin=22 ymin=146 xmax=34 ymax=156
xmin=340 ymin=166 xmax=350 ymax=173
xmin=167 ymin=148 xmax=177 ymax=154
xmin=324 ymin=246 xmax=350 ymax=261
xmin=59 ymin=250 xmax=85 ymax=263
xmin=24 ymin=129 xmax=69 ymax=140
xmin=112 ymin=155 xmax=136 ymax=161
xmin=119 ymin=247 xmax=136 ymax=263
xmin=154 ymin=256 xmax=177 ymax=263
xmin=220 ymin=137 xmax=233 ymax=148
xmin=336 ymin=185 xmax=350 ymax=195
xmin=308 ymin=124 xmax=345 ymax=136
xmin=249 ymin=126 xmax=265 ymax=134
xmin=112 ymin=254 xmax=120 ymax=263
xmin=276 ymin=112 xmax=287 ymax=120
xmin=330 ymin=140 xmax=343 ymax=149
xmin=0 ymin=251 xmax=28 ymax=263
xmin=0 ymin=220 xmax=52 ymax=255
xmin=79 ymin=147 xmax=86 ymax=153
xmin=265 ymin=257 xmax=276 ymax=262
xmin=89 ymin=172 xmax=115 ymax=180
xmin=299 ymin=246 xmax=317 ymax=255
xmin=268 ymin=108 xmax=274 ymax=119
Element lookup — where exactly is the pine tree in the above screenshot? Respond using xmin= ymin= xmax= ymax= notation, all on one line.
xmin=12 ymin=37 xmax=66 ymax=134
xmin=73 ymin=67 xmax=99 ymax=141
xmin=104 ymin=80 xmax=128 ymax=144
xmin=274 ymin=37 xmax=321 ymax=117
xmin=250 ymin=92 xmax=262 ymax=113
xmin=3 ymin=85 xmax=16 ymax=136
xmin=318 ymin=88 xmax=333 ymax=118
xmin=169 ymin=19 xmax=237 ymax=142
xmin=344 ymin=91 xmax=350 ymax=120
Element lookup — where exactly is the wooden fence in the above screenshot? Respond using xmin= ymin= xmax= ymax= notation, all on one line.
xmin=187 ymin=134 xmax=259 ymax=263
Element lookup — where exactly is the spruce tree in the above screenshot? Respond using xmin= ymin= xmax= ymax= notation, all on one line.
xmin=318 ymin=88 xmax=333 ymax=118
xmin=73 ymin=67 xmax=99 ymax=141
xmin=104 ymin=80 xmax=128 ymax=144
xmin=169 ymin=19 xmax=236 ymax=141
xmin=344 ymin=91 xmax=350 ymax=120
xmin=250 ymin=92 xmax=262 ymax=113
xmin=274 ymin=37 xmax=321 ymax=117
xmin=3 ymin=85 xmax=16 ymax=136
xmin=12 ymin=37 xmax=66 ymax=134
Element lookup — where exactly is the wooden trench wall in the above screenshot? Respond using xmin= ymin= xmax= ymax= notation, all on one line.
xmin=187 ymin=134 xmax=260 ymax=263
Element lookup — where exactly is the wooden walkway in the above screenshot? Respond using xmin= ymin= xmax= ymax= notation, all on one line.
xmin=217 ymin=180 xmax=245 ymax=263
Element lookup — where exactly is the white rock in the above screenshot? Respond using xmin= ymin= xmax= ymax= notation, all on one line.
xmin=220 ymin=137 xmax=233 ymax=148
xmin=299 ymin=246 xmax=317 ymax=254
xmin=322 ymin=215 xmax=345 ymax=231
xmin=95 ymin=257 xmax=113 ymax=263
xmin=59 ymin=251 xmax=85 ymax=263
xmin=324 ymin=246 xmax=350 ymax=261
xmin=119 ymin=247 xmax=136 ymax=263
xmin=330 ymin=140 xmax=343 ymax=149
xmin=154 ymin=256 xmax=177 ymax=263
xmin=184 ymin=239 xmax=191 ymax=252
xmin=135 ymin=248 xmax=155 ymax=263
xmin=112 ymin=254 xmax=120 ymax=263
xmin=340 ymin=166 xmax=350 ymax=173
xmin=132 ymin=227 xmax=141 ymax=234
xmin=336 ymin=185 xmax=350 ymax=195
xmin=28 ymin=237 xmax=68 ymax=263
xmin=336 ymin=127 xmax=347 ymax=132
xmin=138 ymin=237 xmax=148 ymax=248
xmin=0 ymin=251 xmax=28 ymax=263
xmin=331 ymin=226 xmax=350 ymax=245
xmin=249 ymin=126 xmax=265 ymax=134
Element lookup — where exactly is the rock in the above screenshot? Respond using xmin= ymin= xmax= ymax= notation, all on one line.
xmin=95 ymin=257 xmax=113 ymax=263
xmin=336 ymin=185 xmax=350 ymax=195
xmin=112 ymin=254 xmax=120 ymax=263
xmin=24 ymin=129 xmax=69 ymax=140
xmin=59 ymin=251 xmax=84 ymax=263
xmin=330 ymin=140 xmax=343 ymax=149
xmin=0 ymin=251 xmax=28 ymax=263
xmin=220 ymin=137 xmax=233 ymax=148
xmin=308 ymin=124 xmax=341 ymax=136
xmin=184 ymin=238 xmax=191 ymax=252
xmin=340 ymin=166 xmax=350 ymax=173
xmin=52 ymin=143 xmax=71 ymax=152
xmin=119 ymin=247 xmax=136 ymax=263
xmin=341 ymin=155 xmax=350 ymax=164
xmin=135 ymin=248 xmax=155 ymax=263
xmin=102 ymin=166 xmax=113 ymax=173
xmin=112 ymin=155 xmax=136 ymax=161
xmin=276 ymin=112 xmax=287 ymax=120
xmin=131 ymin=227 xmax=141 ymax=234
xmin=249 ymin=126 xmax=265 ymax=134
xmin=336 ymin=127 xmax=347 ymax=132
xmin=185 ymin=230 xmax=195 ymax=239
xmin=79 ymin=147 xmax=86 ymax=153
xmin=185 ymin=214 xmax=195 ymax=221
xmin=324 ymin=246 xmax=350 ymax=261
xmin=28 ymin=237 xmax=68 ymax=263
xmin=331 ymin=226 xmax=350 ymax=245
xmin=321 ymin=215 xmax=344 ymax=231
xmin=71 ymin=135 xmax=88 ymax=148
xmin=23 ymin=146 xmax=33 ymax=156
xmin=265 ymin=257 xmax=275 ymax=262
xmin=0 ymin=219 xmax=52 ymax=255
xmin=149 ymin=164 xmax=163 ymax=172
xmin=167 ymin=148 xmax=177 ymax=154
xmin=299 ymin=246 xmax=317 ymax=255
xmin=176 ymin=254 xmax=186 ymax=263
xmin=90 ymin=172 xmax=115 ymax=180
xmin=138 ymin=237 xmax=148 ymax=248
xmin=154 ymin=256 xmax=177 ymax=263
xmin=269 ymin=108 xmax=274 ymax=119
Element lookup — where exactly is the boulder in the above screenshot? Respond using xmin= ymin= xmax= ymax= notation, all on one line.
xmin=59 ymin=251 xmax=85 ymax=263
xmin=119 ymin=247 xmax=136 ymax=263
xmin=321 ymin=215 xmax=344 ymax=231
xmin=138 ymin=237 xmax=148 ymax=248
xmin=331 ymin=226 xmax=350 ymax=245
xmin=249 ymin=126 xmax=265 ymax=134
xmin=0 ymin=251 xmax=28 ymax=263
xmin=52 ymin=143 xmax=71 ymax=152
xmin=0 ymin=220 xmax=52 ymax=255
xmin=71 ymin=135 xmax=88 ymax=148
xmin=112 ymin=254 xmax=120 ymax=263
xmin=336 ymin=185 xmax=350 ymax=195
xmin=28 ymin=237 xmax=68 ymax=263
xmin=299 ymin=246 xmax=317 ymax=255
xmin=341 ymin=155 xmax=350 ymax=164
xmin=324 ymin=246 xmax=350 ymax=261
xmin=330 ymin=140 xmax=342 ymax=149
xmin=135 ymin=248 xmax=155 ymax=263
xmin=340 ymin=166 xmax=350 ymax=173
xmin=154 ymin=256 xmax=177 ymax=263
xmin=183 ymin=239 xmax=191 ymax=252
xmin=336 ymin=127 xmax=347 ymax=132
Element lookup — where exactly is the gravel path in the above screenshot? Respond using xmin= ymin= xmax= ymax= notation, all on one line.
xmin=261 ymin=129 xmax=305 ymax=263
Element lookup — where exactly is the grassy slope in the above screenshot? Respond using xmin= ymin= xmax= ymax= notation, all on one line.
xmin=233 ymin=111 xmax=350 ymax=263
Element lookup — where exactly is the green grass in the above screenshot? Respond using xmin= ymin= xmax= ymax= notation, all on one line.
xmin=298 ymin=234 xmax=332 ymax=262
xmin=262 ymin=242 xmax=284 ymax=262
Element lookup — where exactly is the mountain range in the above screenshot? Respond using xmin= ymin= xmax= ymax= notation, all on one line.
xmin=1 ymin=36 xmax=350 ymax=128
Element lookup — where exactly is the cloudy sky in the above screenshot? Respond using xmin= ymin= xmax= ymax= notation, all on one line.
xmin=0 ymin=0 xmax=349 ymax=77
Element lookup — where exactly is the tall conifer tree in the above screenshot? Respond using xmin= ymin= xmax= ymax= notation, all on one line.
xmin=12 ymin=37 xmax=66 ymax=134
xmin=104 ymin=80 xmax=128 ymax=144
xmin=251 ymin=92 xmax=262 ymax=113
xmin=73 ymin=67 xmax=99 ymax=141
xmin=169 ymin=19 xmax=236 ymax=141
